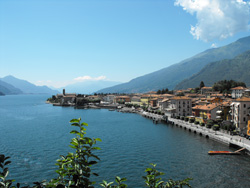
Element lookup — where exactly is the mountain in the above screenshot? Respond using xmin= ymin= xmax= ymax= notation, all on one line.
xmin=0 ymin=80 xmax=23 ymax=95
xmin=61 ymin=80 xmax=122 ymax=94
xmin=97 ymin=36 xmax=250 ymax=93
xmin=175 ymin=50 xmax=250 ymax=89
xmin=0 ymin=75 xmax=59 ymax=94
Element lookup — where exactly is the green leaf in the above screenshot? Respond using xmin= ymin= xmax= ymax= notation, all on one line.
xmin=70 ymin=130 xmax=79 ymax=134
xmin=81 ymin=122 xmax=88 ymax=126
xmin=95 ymin=138 xmax=102 ymax=142
xmin=70 ymin=119 xmax=80 ymax=123
xmin=71 ymin=123 xmax=80 ymax=127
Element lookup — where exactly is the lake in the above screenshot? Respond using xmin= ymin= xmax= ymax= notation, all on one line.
xmin=0 ymin=95 xmax=250 ymax=187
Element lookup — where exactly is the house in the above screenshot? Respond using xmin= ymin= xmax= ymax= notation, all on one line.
xmin=130 ymin=96 xmax=141 ymax=106
xmin=200 ymin=87 xmax=213 ymax=95
xmin=60 ymin=89 xmax=76 ymax=105
xmin=169 ymin=96 xmax=192 ymax=117
xmin=115 ymin=96 xmax=131 ymax=104
xmin=231 ymin=86 xmax=247 ymax=99
xmin=192 ymin=103 xmax=220 ymax=120
xmin=102 ymin=95 xmax=115 ymax=104
xmin=149 ymin=98 xmax=158 ymax=108
xmin=158 ymin=98 xmax=170 ymax=112
xmin=231 ymin=97 xmax=250 ymax=132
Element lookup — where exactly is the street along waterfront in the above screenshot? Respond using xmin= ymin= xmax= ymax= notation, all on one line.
xmin=1 ymin=95 xmax=250 ymax=187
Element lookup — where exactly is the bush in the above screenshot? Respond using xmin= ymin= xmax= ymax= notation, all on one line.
xmin=176 ymin=116 xmax=180 ymax=119
xmin=180 ymin=116 xmax=184 ymax=120
xmin=213 ymin=124 xmax=220 ymax=131
xmin=194 ymin=121 xmax=199 ymax=125
xmin=189 ymin=119 xmax=195 ymax=123
xmin=184 ymin=117 xmax=189 ymax=122
xmin=200 ymin=122 xmax=205 ymax=126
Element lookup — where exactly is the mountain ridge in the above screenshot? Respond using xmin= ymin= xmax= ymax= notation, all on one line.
xmin=175 ymin=50 xmax=250 ymax=89
xmin=96 ymin=35 xmax=250 ymax=93
xmin=0 ymin=75 xmax=59 ymax=94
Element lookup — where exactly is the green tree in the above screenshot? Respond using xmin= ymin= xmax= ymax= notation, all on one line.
xmin=199 ymin=81 xmax=205 ymax=89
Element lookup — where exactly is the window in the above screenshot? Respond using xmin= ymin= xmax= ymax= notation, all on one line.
xmin=244 ymin=117 xmax=246 ymax=122
xmin=244 ymin=104 xmax=246 ymax=108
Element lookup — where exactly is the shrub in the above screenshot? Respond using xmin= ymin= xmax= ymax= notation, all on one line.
xmin=194 ymin=121 xmax=199 ymax=125
xmin=176 ymin=116 xmax=180 ymax=119
xmin=200 ymin=122 xmax=205 ymax=126
xmin=184 ymin=117 xmax=189 ymax=121
xmin=189 ymin=119 xmax=195 ymax=123
xmin=213 ymin=124 xmax=220 ymax=131
xmin=180 ymin=116 xmax=184 ymax=120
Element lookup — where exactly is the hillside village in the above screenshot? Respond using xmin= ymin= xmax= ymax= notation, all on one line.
xmin=48 ymin=83 xmax=250 ymax=138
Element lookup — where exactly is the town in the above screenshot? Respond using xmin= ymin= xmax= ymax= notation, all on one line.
xmin=47 ymin=80 xmax=250 ymax=143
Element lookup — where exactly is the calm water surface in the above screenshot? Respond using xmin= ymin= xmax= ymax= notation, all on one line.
xmin=0 ymin=95 xmax=250 ymax=187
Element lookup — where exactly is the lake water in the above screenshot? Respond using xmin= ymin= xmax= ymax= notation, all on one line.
xmin=0 ymin=95 xmax=250 ymax=187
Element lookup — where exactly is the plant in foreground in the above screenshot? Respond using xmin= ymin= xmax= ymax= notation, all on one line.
xmin=0 ymin=118 xmax=192 ymax=188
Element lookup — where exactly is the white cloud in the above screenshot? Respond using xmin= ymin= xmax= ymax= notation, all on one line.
xmin=74 ymin=75 xmax=107 ymax=81
xmin=211 ymin=43 xmax=217 ymax=48
xmin=175 ymin=0 xmax=250 ymax=41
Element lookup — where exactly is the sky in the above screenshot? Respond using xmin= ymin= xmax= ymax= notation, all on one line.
xmin=1 ymin=0 xmax=250 ymax=88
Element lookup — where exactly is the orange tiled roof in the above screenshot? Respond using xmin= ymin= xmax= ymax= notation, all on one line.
xmin=231 ymin=86 xmax=247 ymax=90
xmin=171 ymin=96 xmax=191 ymax=100
xmin=236 ymin=97 xmax=250 ymax=102
xmin=192 ymin=103 xmax=219 ymax=111
xmin=201 ymin=87 xmax=212 ymax=89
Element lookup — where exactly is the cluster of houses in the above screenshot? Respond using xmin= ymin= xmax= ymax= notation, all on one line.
xmin=52 ymin=87 xmax=250 ymax=135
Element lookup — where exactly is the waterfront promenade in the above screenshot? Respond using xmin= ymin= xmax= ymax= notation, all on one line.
xmin=168 ymin=117 xmax=250 ymax=153
xmin=139 ymin=111 xmax=250 ymax=153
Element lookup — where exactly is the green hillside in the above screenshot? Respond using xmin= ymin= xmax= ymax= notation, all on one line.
xmin=175 ymin=50 xmax=250 ymax=89
xmin=97 ymin=35 xmax=250 ymax=93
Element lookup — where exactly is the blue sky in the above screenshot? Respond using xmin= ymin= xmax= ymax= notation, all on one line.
xmin=1 ymin=0 xmax=250 ymax=88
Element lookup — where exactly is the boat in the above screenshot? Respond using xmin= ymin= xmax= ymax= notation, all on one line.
xmin=208 ymin=148 xmax=245 ymax=155
xmin=208 ymin=151 xmax=240 ymax=155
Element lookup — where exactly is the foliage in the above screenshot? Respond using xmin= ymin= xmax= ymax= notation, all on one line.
xmin=176 ymin=92 xmax=185 ymax=96
xmin=48 ymin=118 xmax=102 ymax=188
xmin=189 ymin=119 xmax=194 ymax=123
xmin=194 ymin=121 xmax=199 ymax=125
xmin=212 ymin=124 xmax=220 ymax=131
xmin=0 ymin=155 xmax=15 ymax=188
xmin=200 ymin=122 xmax=205 ymax=127
xmin=180 ymin=116 xmax=184 ymax=120
xmin=142 ymin=164 xmax=192 ymax=188
xmin=0 ymin=118 xmax=193 ymax=188
xmin=212 ymin=80 xmax=246 ymax=93
xmin=184 ymin=117 xmax=189 ymax=122
xmin=157 ymin=88 xmax=170 ymax=95
xmin=100 ymin=176 xmax=127 ymax=188
xmin=199 ymin=81 xmax=205 ymax=89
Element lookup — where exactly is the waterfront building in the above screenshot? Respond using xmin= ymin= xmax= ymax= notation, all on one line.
xmin=115 ymin=96 xmax=131 ymax=104
xmin=192 ymin=103 xmax=220 ymax=120
xmin=231 ymin=97 xmax=250 ymax=132
xmin=102 ymin=95 xmax=115 ymax=104
xmin=169 ymin=96 xmax=192 ymax=117
xmin=231 ymin=86 xmax=247 ymax=99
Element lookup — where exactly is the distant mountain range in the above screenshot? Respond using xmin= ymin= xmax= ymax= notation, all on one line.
xmin=0 ymin=76 xmax=59 ymax=95
xmin=175 ymin=50 xmax=250 ymax=89
xmin=61 ymin=80 xmax=122 ymax=94
xmin=97 ymin=35 xmax=250 ymax=93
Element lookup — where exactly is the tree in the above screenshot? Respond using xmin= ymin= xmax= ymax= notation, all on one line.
xmin=199 ymin=81 xmax=205 ymax=89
